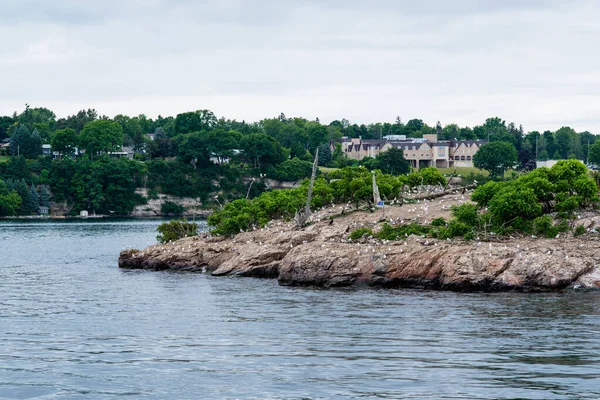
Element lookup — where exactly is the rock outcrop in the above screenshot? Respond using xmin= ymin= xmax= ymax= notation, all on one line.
xmin=119 ymin=193 xmax=600 ymax=291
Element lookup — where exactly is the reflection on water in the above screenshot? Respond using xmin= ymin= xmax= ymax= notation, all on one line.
xmin=1 ymin=219 xmax=599 ymax=399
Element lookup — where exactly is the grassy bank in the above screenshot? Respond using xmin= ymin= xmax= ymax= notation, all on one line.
xmin=0 ymin=156 xmax=10 ymax=163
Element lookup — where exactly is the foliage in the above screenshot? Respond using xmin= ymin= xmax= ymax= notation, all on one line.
xmin=161 ymin=201 xmax=185 ymax=215
xmin=451 ymin=203 xmax=478 ymax=225
xmin=317 ymin=143 xmax=332 ymax=166
xmin=10 ymin=125 xmax=42 ymax=159
xmin=267 ymin=157 xmax=313 ymax=182
xmin=418 ymin=167 xmax=446 ymax=186
xmin=473 ymin=141 xmax=517 ymax=179
xmin=156 ymin=219 xmax=198 ymax=244
xmin=49 ymin=157 xmax=147 ymax=215
xmin=349 ymin=227 xmax=374 ymax=240
xmin=431 ymin=217 xmax=446 ymax=227
xmin=51 ymin=128 xmax=78 ymax=157
xmin=372 ymin=147 xmax=410 ymax=175
xmin=376 ymin=223 xmax=430 ymax=240
xmin=79 ymin=120 xmax=124 ymax=158
xmin=573 ymin=224 xmax=585 ymax=237
xmin=471 ymin=160 xmax=597 ymax=232
xmin=0 ymin=179 xmax=21 ymax=216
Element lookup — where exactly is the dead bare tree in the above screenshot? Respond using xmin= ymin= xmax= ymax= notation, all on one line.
xmin=295 ymin=148 xmax=319 ymax=227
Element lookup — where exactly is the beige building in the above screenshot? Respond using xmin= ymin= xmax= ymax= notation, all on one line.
xmin=334 ymin=135 xmax=486 ymax=168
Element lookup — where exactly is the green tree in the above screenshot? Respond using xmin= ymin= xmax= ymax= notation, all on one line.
xmin=79 ymin=120 xmax=124 ymax=159
xmin=317 ymin=143 xmax=332 ymax=166
xmin=588 ymin=140 xmax=600 ymax=165
xmin=373 ymin=147 xmax=410 ymax=175
xmin=29 ymin=184 xmax=39 ymax=213
xmin=5 ymin=156 xmax=30 ymax=181
xmin=242 ymin=133 xmax=286 ymax=169
xmin=473 ymin=141 xmax=517 ymax=179
xmin=39 ymin=185 xmax=50 ymax=207
xmin=0 ymin=180 xmax=21 ymax=216
xmin=51 ymin=128 xmax=78 ymax=157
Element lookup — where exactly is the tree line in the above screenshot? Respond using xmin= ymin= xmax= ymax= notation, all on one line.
xmin=0 ymin=104 xmax=598 ymax=217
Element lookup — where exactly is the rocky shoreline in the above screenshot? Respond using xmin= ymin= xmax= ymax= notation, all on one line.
xmin=118 ymin=193 xmax=600 ymax=291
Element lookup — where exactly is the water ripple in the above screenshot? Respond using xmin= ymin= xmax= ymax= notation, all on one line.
xmin=1 ymin=219 xmax=600 ymax=399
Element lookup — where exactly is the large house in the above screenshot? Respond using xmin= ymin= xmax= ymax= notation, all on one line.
xmin=333 ymin=134 xmax=486 ymax=168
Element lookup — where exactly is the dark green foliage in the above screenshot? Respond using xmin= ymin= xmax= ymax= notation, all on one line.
xmin=6 ymin=179 xmax=33 ymax=215
xmin=9 ymin=125 xmax=42 ymax=159
xmin=156 ymin=219 xmax=198 ymax=244
xmin=473 ymin=141 xmax=518 ymax=179
xmin=49 ymin=157 xmax=147 ymax=215
xmin=451 ymin=204 xmax=478 ymax=225
xmin=267 ymin=157 xmax=313 ymax=181
xmin=317 ymin=143 xmax=332 ymax=166
xmin=447 ymin=220 xmax=471 ymax=237
xmin=431 ymin=217 xmax=446 ymax=227
xmin=38 ymin=185 xmax=50 ymax=207
xmin=471 ymin=160 xmax=597 ymax=233
xmin=161 ymin=201 xmax=185 ymax=215
xmin=573 ymin=224 xmax=585 ymax=237
xmin=0 ymin=179 xmax=21 ymax=216
xmin=147 ymin=159 xmax=215 ymax=199
xmin=29 ymin=184 xmax=39 ymax=213
xmin=51 ymin=128 xmax=78 ymax=157
xmin=372 ymin=147 xmax=410 ymax=175
xmin=533 ymin=215 xmax=557 ymax=238
xmin=419 ymin=167 xmax=446 ymax=186
xmin=349 ymin=227 xmax=374 ymax=240
xmin=4 ymin=156 xmax=30 ymax=181
xmin=79 ymin=120 xmax=124 ymax=158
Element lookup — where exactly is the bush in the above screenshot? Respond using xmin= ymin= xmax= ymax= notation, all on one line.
xmin=447 ymin=220 xmax=472 ymax=237
xmin=419 ymin=167 xmax=446 ymax=186
xmin=533 ymin=215 xmax=556 ymax=238
xmin=349 ymin=227 xmax=374 ymax=240
xmin=451 ymin=204 xmax=478 ymax=226
xmin=431 ymin=217 xmax=446 ymax=227
xmin=161 ymin=201 xmax=185 ymax=215
xmin=156 ymin=219 xmax=198 ymax=243
xmin=574 ymin=224 xmax=585 ymax=237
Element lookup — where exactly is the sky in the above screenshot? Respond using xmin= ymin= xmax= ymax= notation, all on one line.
xmin=1 ymin=0 xmax=600 ymax=133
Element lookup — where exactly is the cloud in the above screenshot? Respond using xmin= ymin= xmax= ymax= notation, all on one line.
xmin=1 ymin=0 xmax=599 ymax=133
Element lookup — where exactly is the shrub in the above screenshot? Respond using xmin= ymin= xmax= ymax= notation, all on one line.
xmin=431 ymin=217 xmax=446 ymax=227
xmin=447 ymin=220 xmax=472 ymax=237
xmin=471 ymin=181 xmax=507 ymax=207
xmin=574 ymin=225 xmax=585 ymax=237
xmin=161 ymin=201 xmax=185 ymax=215
xmin=156 ymin=219 xmax=198 ymax=243
xmin=376 ymin=223 xmax=430 ymax=240
xmin=419 ymin=167 xmax=446 ymax=186
xmin=349 ymin=227 xmax=374 ymax=240
xmin=451 ymin=204 xmax=478 ymax=226
xmin=533 ymin=215 xmax=557 ymax=238
xmin=488 ymin=187 xmax=542 ymax=223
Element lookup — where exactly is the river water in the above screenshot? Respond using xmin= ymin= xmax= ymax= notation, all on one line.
xmin=1 ymin=219 xmax=600 ymax=399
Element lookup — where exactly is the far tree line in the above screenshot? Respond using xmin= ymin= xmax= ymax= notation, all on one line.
xmin=1 ymin=104 xmax=599 ymax=217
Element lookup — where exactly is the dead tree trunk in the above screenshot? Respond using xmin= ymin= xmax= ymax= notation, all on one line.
xmin=295 ymin=148 xmax=319 ymax=227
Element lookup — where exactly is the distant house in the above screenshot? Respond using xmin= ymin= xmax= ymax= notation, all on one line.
xmin=42 ymin=144 xmax=52 ymax=156
xmin=38 ymin=206 xmax=49 ymax=215
xmin=333 ymin=135 xmax=487 ymax=168
xmin=108 ymin=147 xmax=135 ymax=160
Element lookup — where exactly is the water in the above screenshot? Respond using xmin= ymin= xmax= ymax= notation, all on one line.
xmin=1 ymin=219 xmax=600 ymax=399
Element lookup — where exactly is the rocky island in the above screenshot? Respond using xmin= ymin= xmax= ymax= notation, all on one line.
xmin=119 ymin=191 xmax=600 ymax=291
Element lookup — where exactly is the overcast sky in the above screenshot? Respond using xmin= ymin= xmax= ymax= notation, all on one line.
xmin=1 ymin=0 xmax=599 ymax=133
